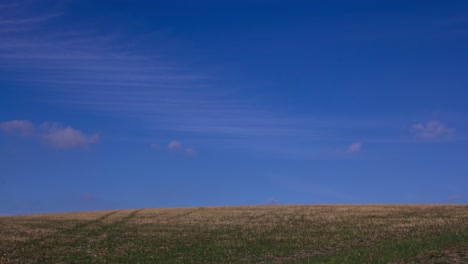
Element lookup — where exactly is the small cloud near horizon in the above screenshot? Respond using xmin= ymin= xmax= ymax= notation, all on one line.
xmin=165 ymin=140 xmax=196 ymax=157
xmin=0 ymin=120 xmax=99 ymax=149
xmin=346 ymin=142 xmax=361 ymax=154
xmin=447 ymin=195 xmax=463 ymax=203
xmin=265 ymin=198 xmax=279 ymax=205
xmin=411 ymin=120 xmax=455 ymax=139
xmin=81 ymin=193 xmax=97 ymax=201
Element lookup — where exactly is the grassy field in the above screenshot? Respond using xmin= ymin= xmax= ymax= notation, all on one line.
xmin=0 ymin=205 xmax=467 ymax=263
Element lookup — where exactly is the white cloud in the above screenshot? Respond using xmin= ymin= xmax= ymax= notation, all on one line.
xmin=0 ymin=120 xmax=99 ymax=149
xmin=265 ymin=198 xmax=278 ymax=205
xmin=167 ymin=140 xmax=182 ymax=151
xmin=81 ymin=193 xmax=96 ymax=201
xmin=41 ymin=123 xmax=99 ymax=149
xmin=411 ymin=120 xmax=455 ymax=139
xmin=447 ymin=195 xmax=463 ymax=201
xmin=165 ymin=140 xmax=196 ymax=157
xmin=0 ymin=120 xmax=35 ymax=136
xmin=446 ymin=195 xmax=463 ymax=204
xmin=346 ymin=142 xmax=361 ymax=154
xmin=184 ymin=148 xmax=196 ymax=156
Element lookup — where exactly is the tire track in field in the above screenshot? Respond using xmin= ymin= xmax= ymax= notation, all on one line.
xmin=66 ymin=209 xmax=144 ymax=238
xmin=2 ymin=210 xmax=119 ymax=261
xmin=66 ymin=209 xmax=146 ymax=262
xmin=164 ymin=208 xmax=202 ymax=221
xmin=5 ymin=210 xmax=144 ymax=263
xmin=96 ymin=209 xmax=144 ymax=232
xmin=11 ymin=210 xmax=118 ymax=244
xmin=60 ymin=211 xmax=120 ymax=234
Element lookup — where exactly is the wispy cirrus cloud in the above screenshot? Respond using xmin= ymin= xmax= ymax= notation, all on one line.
xmin=346 ymin=142 xmax=361 ymax=154
xmin=4 ymin=1 xmax=461 ymax=159
xmin=0 ymin=2 xmax=18 ymax=9
xmin=411 ymin=120 xmax=455 ymax=139
xmin=0 ymin=120 xmax=99 ymax=149
xmin=0 ymin=0 xmax=328 ymax=150
xmin=0 ymin=120 xmax=35 ymax=136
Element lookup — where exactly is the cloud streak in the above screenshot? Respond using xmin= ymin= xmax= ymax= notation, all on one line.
xmin=2 ymin=2 xmax=461 ymax=159
xmin=346 ymin=142 xmax=361 ymax=154
xmin=0 ymin=120 xmax=99 ymax=149
xmin=0 ymin=120 xmax=35 ymax=136
xmin=0 ymin=1 xmax=329 ymax=149
xmin=411 ymin=121 xmax=455 ymax=139
xmin=162 ymin=140 xmax=196 ymax=157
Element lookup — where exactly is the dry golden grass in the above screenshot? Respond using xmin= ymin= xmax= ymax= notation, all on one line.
xmin=0 ymin=205 xmax=467 ymax=263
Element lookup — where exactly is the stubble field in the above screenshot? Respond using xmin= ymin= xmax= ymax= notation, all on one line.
xmin=0 ymin=205 xmax=467 ymax=263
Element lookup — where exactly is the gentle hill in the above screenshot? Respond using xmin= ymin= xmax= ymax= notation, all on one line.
xmin=1 ymin=205 xmax=467 ymax=263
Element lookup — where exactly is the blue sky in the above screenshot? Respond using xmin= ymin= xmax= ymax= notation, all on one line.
xmin=1 ymin=0 xmax=467 ymax=215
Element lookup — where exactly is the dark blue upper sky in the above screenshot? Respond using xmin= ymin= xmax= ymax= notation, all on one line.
xmin=1 ymin=0 xmax=467 ymax=215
